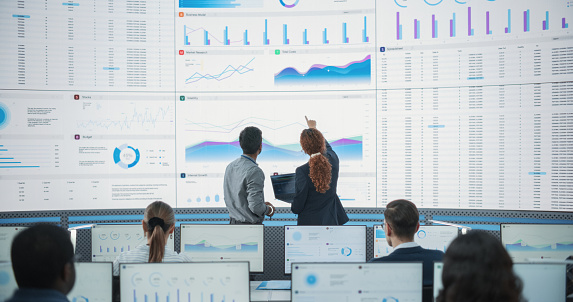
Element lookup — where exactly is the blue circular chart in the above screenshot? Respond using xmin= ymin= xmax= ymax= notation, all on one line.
xmin=279 ymin=0 xmax=299 ymax=8
xmin=0 ymin=271 xmax=11 ymax=285
xmin=417 ymin=229 xmax=427 ymax=239
xmin=306 ymin=274 xmax=317 ymax=286
xmin=113 ymin=144 xmax=140 ymax=169
xmin=0 ymin=102 xmax=11 ymax=130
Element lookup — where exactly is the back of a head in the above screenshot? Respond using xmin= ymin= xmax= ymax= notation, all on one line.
xmin=11 ymin=224 xmax=74 ymax=289
xmin=384 ymin=199 xmax=419 ymax=240
xmin=144 ymin=201 xmax=175 ymax=263
xmin=300 ymin=128 xmax=331 ymax=193
xmin=437 ymin=230 xmax=523 ymax=302
xmin=239 ymin=126 xmax=262 ymax=155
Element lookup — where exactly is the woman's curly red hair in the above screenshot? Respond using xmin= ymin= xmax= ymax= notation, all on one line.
xmin=300 ymin=128 xmax=332 ymax=193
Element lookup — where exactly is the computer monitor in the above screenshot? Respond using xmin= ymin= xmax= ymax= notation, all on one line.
xmin=179 ymin=224 xmax=264 ymax=273
xmin=120 ymin=262 xmax=250 ymax=302
xmin=284 ymin=225 xmax=366 ymax=274
xmin=373 ymin=225 xmax=458 ymax=258
xmin=514 ymin=263 xmax=566 ymax=302
xmin=433 ymin=262 xmax=443 ymax=300
xmin=91 ymin=224 xmax=175 ymax=262
xmin=0 ymin=227 xmax=27 ymax=262
xmin=67 ymin=262 xmax=113 ymax=302
xmin=0 ymin=262 xmax=17 ymax=301
xmin=500 ymin=224 xmax=573 ymax=262
xmin=292 ymin=263 xmax=423 ymax=302
xmin=434 ymin=262 xmax=566 ymax=302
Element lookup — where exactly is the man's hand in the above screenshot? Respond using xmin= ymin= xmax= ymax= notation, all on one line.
xmin=265 ymin=201 xmax=275 ymax=217
xmin=305 ymin=116 xmax=317 ymax=129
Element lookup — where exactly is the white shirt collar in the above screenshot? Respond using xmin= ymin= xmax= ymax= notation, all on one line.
xmin=392 ymin=241 xmax=420 ymax=251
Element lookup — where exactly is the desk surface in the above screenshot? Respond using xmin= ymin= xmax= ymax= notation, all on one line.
xmin=250 ymin=281 xmax=291 ymax=302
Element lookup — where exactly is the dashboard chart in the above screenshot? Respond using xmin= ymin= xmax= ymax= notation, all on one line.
xmin=0 ymin=0 xmax=572 ymax=211
xmin=120 ymin=262 xmax=250 ymax=302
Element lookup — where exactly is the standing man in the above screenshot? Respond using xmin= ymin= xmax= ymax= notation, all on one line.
xmin=7 ymin=224 xmax=76 ymax=302
xmin=224 ymin=126 xmax=275 ymax=224
xmin=369 ymin=199 xmax=444 ymax=287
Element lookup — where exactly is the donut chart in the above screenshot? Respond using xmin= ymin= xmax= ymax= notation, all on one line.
xmin=0 ymin=103 xmax=10 ymax=130
xmin=279 ymin=0 xmax=299 ymax=8
xmin=113 ymin=144 xmax=140 ymax=169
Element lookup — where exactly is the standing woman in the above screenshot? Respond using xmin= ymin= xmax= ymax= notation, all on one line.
xmin=113 ymin=201 xmax=191 ymax=275
xmin=291 ymin=117 xmax=349 ymax=225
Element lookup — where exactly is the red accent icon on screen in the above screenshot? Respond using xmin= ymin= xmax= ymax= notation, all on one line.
xmin=179 ymin=50 xmax=184 ymax=55
xmin=74 ymin=94 xmax=80 ymax=100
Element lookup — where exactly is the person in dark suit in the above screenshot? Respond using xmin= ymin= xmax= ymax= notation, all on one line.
xmin=291 ymin=117 xmax=349 ymax=225
xmin=369 ymin=199 xmax=443 ymax=287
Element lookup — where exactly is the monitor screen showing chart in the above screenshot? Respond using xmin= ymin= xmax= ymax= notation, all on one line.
xmin=433 ymin=262 xmax=444 ymax=300
xmin=291 ymin=263 xmax=423 ymax=302
xmin=284 ymin=225 xmax=366 ymax=274
xmin=0 ymin=262 xmax=17 ymax=301
xmin=0 ymin=227 xmax=27 ymax=262
xmin=120 ymin=262 xmax=250 ymax=302
xmin=373 ymin=225 xmax=458 ymax=258
xmin=501 ymin=224 xmax=573 ymax=262
xmin=67 ymin=262 xmax=113 ymax=302
xmin=91 ymin=224 xmax=175 ymax=262
xmin=514 ymin=263 xmax=566 ymax=302
xmin=179 ymin=224 xmax=264 ymax=272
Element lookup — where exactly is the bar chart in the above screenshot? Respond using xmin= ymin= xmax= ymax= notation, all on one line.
xmin=382 ymin=0 xmax=571 ymax=43
xmin=179 ymin=13 xmax=373 ymax=47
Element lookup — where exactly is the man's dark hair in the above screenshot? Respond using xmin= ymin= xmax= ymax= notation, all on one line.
xmin=384 ymin=199 xmax=419 ymax=239
xmin=239 ymin=126 xmax=263 ymax=155
xmin=11 ymin=224 xmax=74 ymax=289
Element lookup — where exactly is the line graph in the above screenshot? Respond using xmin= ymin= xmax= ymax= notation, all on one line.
xmin=274 ymin=55 xmax=371 ymax=86
xmin=183 ymin=116 xmax=306 ymax=134
xmin=75 ymin=103 xmax=174 ymax=133
xmin=184 ymin=58 xmax=255 ymax=84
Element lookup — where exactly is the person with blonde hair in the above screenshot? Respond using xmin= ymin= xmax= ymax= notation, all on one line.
xmin=291 ymin=117 xmax=348 ymax=225
xmin=112 ymin=201 xmax=190 ymax=275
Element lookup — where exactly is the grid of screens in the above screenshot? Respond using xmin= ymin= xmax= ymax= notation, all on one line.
xmin=0 ymin=227 xmax=27 ymax=262
xmin=434 ymin=262 xmax=567 ymax=302
xmin=179 ymin=224 xmax=264 ymax=272
xmin=284 ymin=225 xmax=366 ymax=274
xmin=292 ymin=263 xmax=423 ymax=302
xmin=373 ymin=225 xmax=458 ymax=258
xmin=91 ymin=224 xmax=175 ymax=262
xmin=67 ymin=262 xmax=113 ymax=302
xmin=500 ymin=224 xmax=573 ymax=262
xmin=120 ymin=262 xmax=250 ymax=302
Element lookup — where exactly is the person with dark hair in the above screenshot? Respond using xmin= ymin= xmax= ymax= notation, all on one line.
xmin=369 ymin=199 xmax=443 ymax=287
xmin=291 ymin=117 xmax=348 ymax=225
xmin=112 ymin=201 xmax=190 ymax=275
xmin=7 ymin=224 xmax=75 ymax=302
xmin=224 ymin=126 xmax=275 ymax=224
xmin=437 ymin=230 xmax=524 ymax=302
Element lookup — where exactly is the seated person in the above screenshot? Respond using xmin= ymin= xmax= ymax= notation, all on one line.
xmin=369 ymin=199 xmax=443 ymax=286
xmin=113 ymin=201 xmax=190 ymax=275
xmin=436 ymin=230 xmax=524 ymax=302
xmin=7 ymin=224 xmax=76 ymax=302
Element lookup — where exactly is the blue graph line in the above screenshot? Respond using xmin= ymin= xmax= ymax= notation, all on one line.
xmin=185 ymin=58 xmax=255 ymax=84
xmin=183 ymin=117 xmax=306 ymax=133
xmin=76 ymin=106 xmax=172 ymax=130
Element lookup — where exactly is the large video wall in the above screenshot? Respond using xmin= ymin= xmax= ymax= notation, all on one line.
xmin=0 ymin=0 xmax=571 ymax=212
